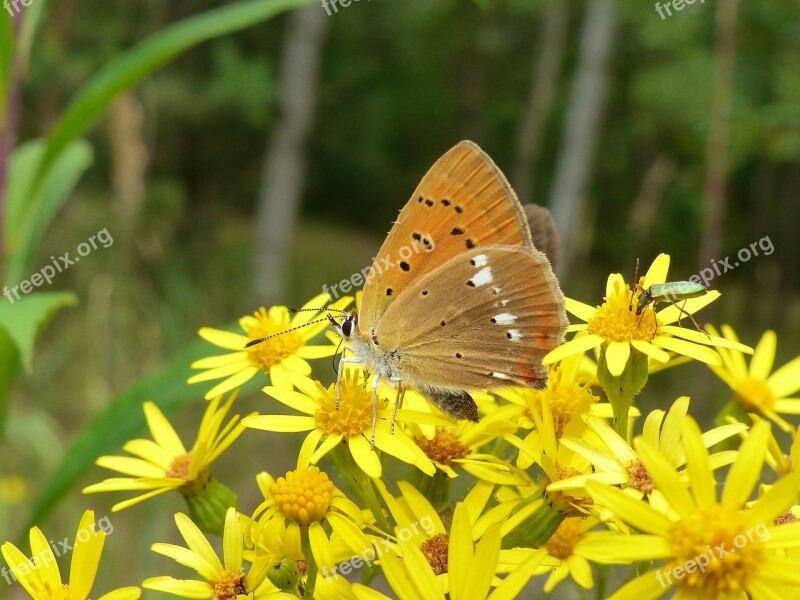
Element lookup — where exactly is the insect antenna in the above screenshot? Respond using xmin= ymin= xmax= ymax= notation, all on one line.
xmin=628 ymin=258 xmax=640 ymax=312
xmin=245 ymin=317 xmax=331 ymax=348
xmin=288 ymin=307 xmax=348 ymax=314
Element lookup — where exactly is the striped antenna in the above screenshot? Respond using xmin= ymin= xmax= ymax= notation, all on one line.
xmin=245 ymin=316 xmax=332 ymax=348
xmin=289 ymin=307 xmax=348 ymax=314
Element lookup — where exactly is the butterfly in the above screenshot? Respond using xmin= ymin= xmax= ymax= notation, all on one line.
xmin=325 ymin=140 xmax=568 ymax=445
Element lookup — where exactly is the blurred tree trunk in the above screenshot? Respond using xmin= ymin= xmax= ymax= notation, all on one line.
xmin=254 ymin=6 xmax=328 ymax=303
xmin=549 ymin=0 xmax=615 ymax=281
xmin=629 ymin=156 xmax=676 ymax=252
xmin=698 ymin=0 xmax=739 ymax=267
xmin=513 ymin=1 xmax=569 ymax=205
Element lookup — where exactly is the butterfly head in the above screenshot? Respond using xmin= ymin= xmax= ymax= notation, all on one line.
xmin=328 ymin=310 xmax=359 ymax=340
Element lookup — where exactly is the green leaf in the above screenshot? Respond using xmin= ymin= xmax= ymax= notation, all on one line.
xmin=24 ymin=338 xmax=260 ymax=532
xmin=29 ymin=0 xmax=314 ymax=199
xmin=0 ymin=290 xmax=76 ymax=370
xmin=17 ymin=0 xmax=50 ymax=73
xmin=0 ymin=6 xmax=13 ymax=117
xmin=5 ymin=139 xmax=93 ymax=283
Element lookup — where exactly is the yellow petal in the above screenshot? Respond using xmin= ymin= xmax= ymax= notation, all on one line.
xmin=447 ymin=503 xmax=474 ymax=600
xmin=661 ymin=326 xmax=753 ymax=354
xmin=630 ymin=340 xmax=670 ymax=363
xmin=396 ymin=482 xmax=445 ymax=534
xmin=197 ymin=328 xmax=250 ymax=350
xmin=749 ymin=472 xmax=800 ymax=528
xmin=190 ymin=353 xmax=248 ymax=369
xmin=635 ymin=438 xmax=695 ymax=517
xmin=348 ymin=436 xmax=382 ymax=478
xmin=459 ymin=524 xmax=500 ymax=600
xmin=174 ymin=513 xmax=223 ymax=575
xmin=298 ymin=429 xmax=324 ymax=469
xmin=680 ymin=418 xmax=716 ymax=507
xmin=30 ymin=526 xmax=62 ymax=590
xmin=543 ymin=334 xmax=604 ymax=365
xmin=656 ymin=290 xmax=719 ymax=325
xmin=242 ymin=415 xmax=316 ymax=433
xmin=576 ymin=531 xmax=671 ymax=563
xmin=150 ymin=544 xmax=219 ymax=580
xmin=203 ymin=368 xmax=259 ymax=399
xmin=603 ymin=570 xmax=667 ymax=599
xmin=94 ymin=456 xmax=165 ymax=478
xmin=310 ymin=433 xmax=343 ymax=464
xmin=487 ymin=550 xmax=547 ymax=600
xmin=97 ymin=587 xmax=142 ymax=600
xmin=722 ymin=419 xmax=769 ymax=508
xmin=222 ymin=508 xmax=242 ymax=572
xmin=584 ymin=482 xmax=672 ymax=536
xmin=142 ymin=576 xmax=211 ymax=599
xmin=565 ymin=297 xmax=597 ymax=322
xmin=652 ymin=336 xmax=722 ymax=366
xmin=143 ymin=402 xmax=186 ymax=457
xmin=768 ymin=355 xmax=800 ymax=398
xmin=605 ymin=341 xmax=631 ymax=377
xmin=642 ymin=254 xmax=670 ymax=287
xmin=750 ymin=330 xmax=777 ymax=380
xmin=69 ymin=510 xmax=105 ymax=600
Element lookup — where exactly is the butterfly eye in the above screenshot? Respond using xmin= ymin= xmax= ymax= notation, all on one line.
xmin=341 ymin=316 xmax=354 ymax=337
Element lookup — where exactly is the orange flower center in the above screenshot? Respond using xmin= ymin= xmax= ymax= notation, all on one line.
xmin=210 ymin=570 xmax=246 ymax=600
xmin=313 ymin=371 xmax=385 ymax=439
xmin=626 ymin=460 xmax=654 ymax=495
xmin=421 ymin=533 xmax=450 ymax=575
xmin=525 ymin=367 xmax=598 ymax=438
xmin=416 ymin=431 xmax=471 ymax=465
xmin=545 ymin=519 xmax=585 ymax=559
xmin=244 ymin=307 xmax=306 ymax=372
xmin=588 ymin=280 xmax=658 ymax=342
xmin=667 ymin=503 xmax=765 ymax=594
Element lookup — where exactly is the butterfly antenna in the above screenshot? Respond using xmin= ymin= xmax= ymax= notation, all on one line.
xmin=288 ymin=307 xmax=348 ymax=314
xmin=245 ymin=317 xmax=330 ymax=348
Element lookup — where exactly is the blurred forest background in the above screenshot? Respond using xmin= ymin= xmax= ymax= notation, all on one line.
xmin=3 ymin=0 xmax=800 ymax=597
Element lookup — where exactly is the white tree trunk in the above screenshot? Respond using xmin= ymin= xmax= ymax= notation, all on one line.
xmin=549 ymin=0 xmax=615 ymax=280
xmin=254 ymin=6 xmax=328 ymax=303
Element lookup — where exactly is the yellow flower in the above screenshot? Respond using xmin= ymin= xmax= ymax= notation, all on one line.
xmin=251 ymin=467 xmax=372 ymax=588
xmin=709 ymin=325 xmax=800 ymax=431
xmin=362 ymin=502 xmax=549 ymax=600
xmin=407 ymin=404 xmax=529 ymax=485
xmin=244 ymin=368 xmax=440 ymax=478
xmin=550 ymin=396 xmax=746 ymax=505
xmin=500 ymin=517 xmax=599 ymax=593
xmin=83 ymin=392 xmax=246 ymax=511
xmin=543 ymin=254 xmax=752 ymax=376
xmin=495 ymin=353 xmax=600 ymax=439
xmin=143 ymin=508 xmax=295 ymax=599
xmin=1 ymin=510 xmax=140 ymax=600
xmin=581 ymin=418 xmax=800 ymax=598
xmin=189 ymin=293 xmax=351 ymax=398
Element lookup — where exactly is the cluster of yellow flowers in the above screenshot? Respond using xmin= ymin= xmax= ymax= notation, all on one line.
xmin=6 ymin=254 xmax=800 ymax=600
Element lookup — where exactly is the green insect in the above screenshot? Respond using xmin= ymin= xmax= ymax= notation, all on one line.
xmin=630 ymin=259 xmax=709 ymax=336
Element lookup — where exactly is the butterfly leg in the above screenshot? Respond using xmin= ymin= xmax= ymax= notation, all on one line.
xmin=390 ymin=379 xmax=404 ymax=435
xmin=336 ymin=351 xmax=364 ymax=410
xmin=370 ymin=372 xmax=381 ymax=449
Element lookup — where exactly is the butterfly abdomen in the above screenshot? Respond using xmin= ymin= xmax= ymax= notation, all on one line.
xmin=419 ymin=386 xmax=479 ymax=422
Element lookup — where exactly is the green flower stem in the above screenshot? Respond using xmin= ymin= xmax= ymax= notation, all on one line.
xmin=300 ymin=526 xmax=317 ymax=600
xmin=332 ymin=445 xmax=392 ymax=534
xmin=597 ymin=345 xmax=649 ymax=443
